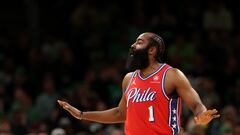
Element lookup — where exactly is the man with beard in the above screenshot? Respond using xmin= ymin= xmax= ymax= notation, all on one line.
xmin=58 ymin=32 xmax=220 ymax=135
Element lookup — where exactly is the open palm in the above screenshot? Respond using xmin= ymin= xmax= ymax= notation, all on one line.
xmin=194 ymin=109 xmax=220 ymax=125
xmin=58 ymin=100 xmax=81 ymax=120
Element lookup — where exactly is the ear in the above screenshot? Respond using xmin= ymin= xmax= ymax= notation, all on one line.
xmin=148 ymin=46 xmax=157 ymax=55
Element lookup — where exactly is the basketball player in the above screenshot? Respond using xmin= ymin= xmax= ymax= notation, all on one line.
xmin=58 ymin=32 xmax=220 ymax=135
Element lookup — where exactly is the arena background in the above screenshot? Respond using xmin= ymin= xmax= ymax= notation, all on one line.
xmin=0 ymin=0 xmax=239 ymax=134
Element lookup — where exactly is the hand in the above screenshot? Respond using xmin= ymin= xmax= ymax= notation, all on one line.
xmin=57 ymin=100 xmax=82 ymax=120
xmin=194 ymin=109 xmax=220 ymax=125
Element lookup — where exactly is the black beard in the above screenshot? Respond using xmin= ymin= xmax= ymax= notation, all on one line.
xmin=125 ymin=47 xmax=149 ymax=71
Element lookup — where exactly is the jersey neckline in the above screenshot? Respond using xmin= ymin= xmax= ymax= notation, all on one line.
xmin=137 ymin=63 xmax=166 ymax=80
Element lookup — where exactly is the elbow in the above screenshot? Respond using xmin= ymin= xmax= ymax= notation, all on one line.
xmin=116 ymin=108 xmax=126 ymax=122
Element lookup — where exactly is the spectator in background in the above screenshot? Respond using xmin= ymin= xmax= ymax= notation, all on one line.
xmin=0 ymin=117 xmax=12 ymax=134
xmin=51 ymin=127 xmax=66 ymax=135
xmin=198 ymin=77 xmax=220 ymax=109
xmin=32 ymin=73 xmax=58 ymax=122
xmin=203 ymin=1 xmax=233 ymax=32
xmin=168 ymin=34 xmax=196 ymax=73
xmin=189 ymin=125 xmax=206 ymax=135
xmin=233 ymin=121 xmax=240 ymax=135
xmin=218 ymin=105 xmax=238 ymax=135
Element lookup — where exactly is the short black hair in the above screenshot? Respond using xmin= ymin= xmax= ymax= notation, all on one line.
xmin=148 ymin=33 xmax=165 ymax=62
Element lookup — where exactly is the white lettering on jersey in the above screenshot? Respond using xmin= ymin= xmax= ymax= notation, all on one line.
xmin=127 ymin=87 xmax=156 ymax=107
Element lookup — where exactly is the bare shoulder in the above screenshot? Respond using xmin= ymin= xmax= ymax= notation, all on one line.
xmin=165 ymin=68 xmax=189 ymax=88
xmin=122 ymin=72 xmax=134 ymax=91
xmin=163 ymin=67 xmax=191 ymax=96
xmin=166 ymin=68 xmax=186 ymax=80
xmin=166 ymin=67 xmax=191 ymax=87
xmin=123 ymin=72 xmax=133 ymax=80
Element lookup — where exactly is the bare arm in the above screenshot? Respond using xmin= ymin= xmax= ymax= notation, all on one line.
xmin=58 ymin=72 xmax=132 ymax=124
xmin=166 ymin=68 xmax=220 ymax=125
xmin=81 ymin=96 xmax=126 ymax=123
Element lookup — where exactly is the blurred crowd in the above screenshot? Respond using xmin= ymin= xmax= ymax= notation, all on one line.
xmin=0 ymin=0 xmax=239 ymax=135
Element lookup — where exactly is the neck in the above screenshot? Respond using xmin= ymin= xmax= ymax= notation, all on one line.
xmin=140 ymin=61 xmax=162 ymax=78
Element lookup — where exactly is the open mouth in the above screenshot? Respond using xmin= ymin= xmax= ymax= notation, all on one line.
xmin=129 ymin=49 xmax=135 ymax=57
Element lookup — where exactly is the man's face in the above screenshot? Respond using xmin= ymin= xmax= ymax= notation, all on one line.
xmin=126 ymin=33 xmax=151 ymax=71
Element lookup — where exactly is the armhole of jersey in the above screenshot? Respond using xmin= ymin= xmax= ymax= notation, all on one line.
xmin=161 ymin=67 xmax=172 ymax=101
xmin=124 ymin=71 xmax=136 ymax=93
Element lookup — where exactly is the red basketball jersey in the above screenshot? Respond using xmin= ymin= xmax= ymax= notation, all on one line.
xmin=124 ymin=63 xmax=182 ymax=135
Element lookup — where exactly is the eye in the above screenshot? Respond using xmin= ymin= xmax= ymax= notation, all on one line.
xmin=137 ymin=41 xmax=143 ymax=45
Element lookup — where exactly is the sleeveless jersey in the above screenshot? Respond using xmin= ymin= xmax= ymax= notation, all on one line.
xmin=124 ymin=63 xmax=182 ymax=135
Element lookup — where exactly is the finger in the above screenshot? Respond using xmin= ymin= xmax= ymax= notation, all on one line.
xmin=207 ymin=109 xmax=218 ymax=115
xmin=209 ymin=109 xmax=217 ymax=113
xmin=57 ymin=100 xmax=63 ymax=103
xmin=63 ymin=105 xmax=69 ymax=110
xmin=212 ymin=114 xmax=220 ymax=119
xmin=57 ymin=100 xmax=63 ymax=106
xmin=194 ymin=117 xmax=199 ymax=123
xmin=58 ymin=100 xmax=67 ymax=107
xmin=57 ymin=102 xmax=62 ymax=106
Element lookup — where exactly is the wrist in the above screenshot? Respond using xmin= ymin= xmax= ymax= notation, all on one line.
xmin=195 ymin=108 xmax=206 ymax=117
xmin=79 ymin=111 xmax=84 ymax=120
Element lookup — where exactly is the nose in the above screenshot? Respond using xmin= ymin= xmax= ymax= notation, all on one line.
xmin=131 ymin=43 xmax=136 ymax=48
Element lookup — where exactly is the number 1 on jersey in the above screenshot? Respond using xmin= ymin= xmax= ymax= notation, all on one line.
xmin=148 ymin=106 xmax=155 ymax=122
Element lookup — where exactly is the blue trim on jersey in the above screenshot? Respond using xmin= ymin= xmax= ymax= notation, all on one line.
xmin=168 ymin=99 xmax=174 ymax=134
xmin=176 ymin=98 xmax=180 ymax=133
xmin=168 ymin=98 xmax=180 ymax=135
xmin=161 ymin=67 xmax=172 ymax=101
xmin=137 ymin=63 xmax=166 ymax=80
